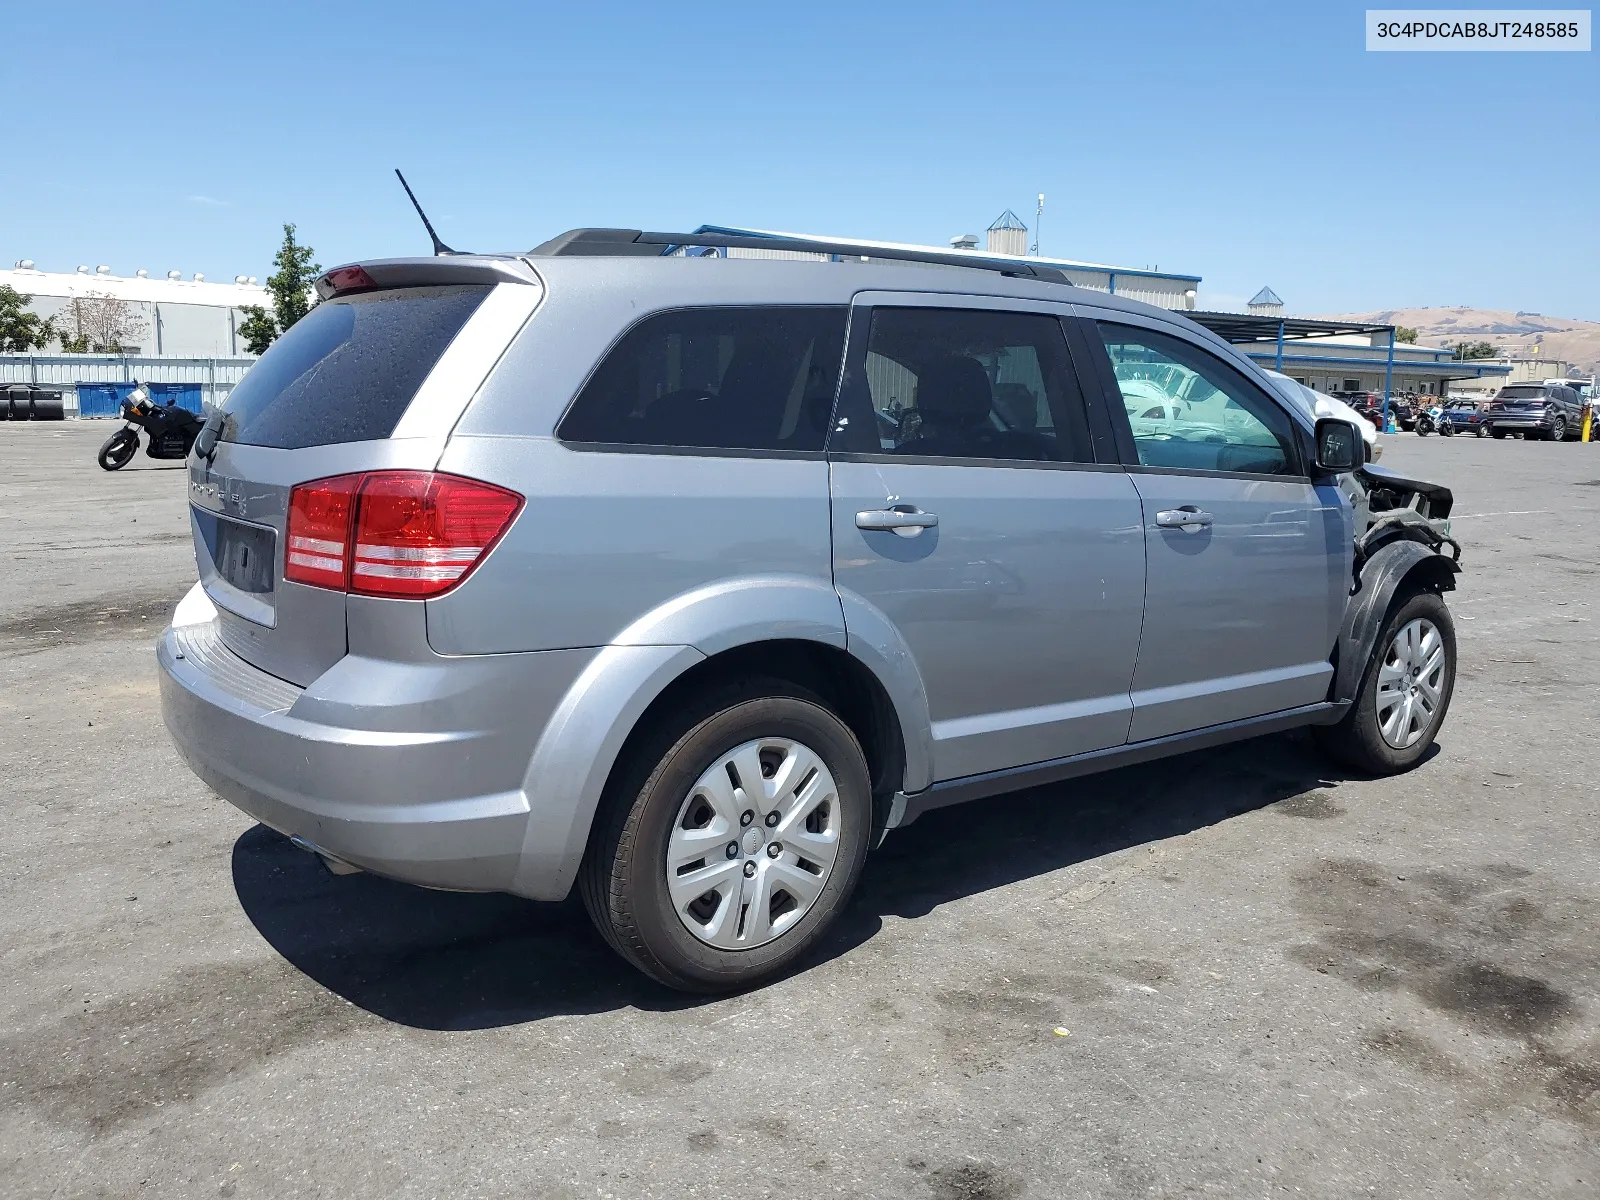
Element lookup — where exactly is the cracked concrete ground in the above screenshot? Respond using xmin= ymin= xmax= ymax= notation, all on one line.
xmin=1 ymin=421 xmax=1596 ymax=1198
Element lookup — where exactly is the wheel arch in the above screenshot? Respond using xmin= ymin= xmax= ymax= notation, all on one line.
xmin=510 ymin=576 xmax=933 ymax=901
xmin=1332 ymin=539 xmax=1459 ymax=705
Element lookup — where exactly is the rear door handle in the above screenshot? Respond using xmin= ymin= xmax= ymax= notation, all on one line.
xmin=1155 ymin=506 xmax=1213 ymax=530
xmin=856 ymin=506 xmax=938 ymax=537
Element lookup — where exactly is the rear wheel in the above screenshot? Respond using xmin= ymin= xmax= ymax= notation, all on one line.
xmin=1550 ymin=416 xmax=1567 ymax=442
xmin=97 ymin=430 xmax=138 ymax=471
xmin=1475 ymin=423 xmax=1490 ymax=438
xmin=580 ymin=680 xmax=872 ymax=993
xmin=1315 ymin=590 xmax=1456 ymax=775
xmin=1491 ymin=428 xmax=1508 ymax=439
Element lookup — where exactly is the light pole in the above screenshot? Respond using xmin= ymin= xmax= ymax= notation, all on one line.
xmin=1031 ymin=193 xmax=1045 ymax=256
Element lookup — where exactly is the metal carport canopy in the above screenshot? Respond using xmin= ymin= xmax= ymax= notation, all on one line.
xmin=1184 ymin=312 xmax=1394 ymax=344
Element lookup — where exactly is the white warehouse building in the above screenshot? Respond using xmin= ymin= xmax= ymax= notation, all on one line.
xmin=2 ymin=260 xmax=267 ymax=358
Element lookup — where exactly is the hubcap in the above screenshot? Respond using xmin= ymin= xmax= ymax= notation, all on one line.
xmin=665 ymin=737 xmax=841 ymax=949
xmin=1375 ymin=618 xmax=1447 ymax=749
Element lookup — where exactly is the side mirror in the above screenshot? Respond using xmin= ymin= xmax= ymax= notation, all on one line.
xmin=1314 ymin=417 xmax=1362 ymax=473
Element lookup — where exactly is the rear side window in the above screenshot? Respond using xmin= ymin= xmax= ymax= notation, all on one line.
xmin=216 ymin=284 xmax=491 ymax=449
xmin=845 ymin=307 xmax=1094 ymax=463
xmin=558 ymin=306 xmax=847 ymax=453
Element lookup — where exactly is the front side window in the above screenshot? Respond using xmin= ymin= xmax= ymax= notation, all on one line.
xmin=558 ymin=306 xmax=847 ymax=452
xmin=848 ymin=307 xmax=1093 ymax=463
xmin=1097 ymin=323 xmax=1300 ymax=476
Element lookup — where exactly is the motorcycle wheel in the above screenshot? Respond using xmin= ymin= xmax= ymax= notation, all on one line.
xmin=1415 ymin=421 xmax=1431 ymax=437
xmin=1440 ymin=423 xmax=1455 ymax=436
xmin=98 ymin=430 xmax=138 ymax=471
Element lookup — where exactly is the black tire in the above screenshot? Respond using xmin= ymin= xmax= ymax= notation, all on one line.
xmin=1415 ymin=420 xmax=1431 ymax=437
xmin=1550 ymin=416 xmax=1567 ymax=442
xmin=1315 ymin=589 xmax=1456 ymax=776
xmin=1439 ymin=423 xmax=1455 ymax=436
xmin=1491 ymin=428 xmax=1507 ymax=439
xmin=97 ymin=430 xmax=138 ymax=471
xmin=1475 ymin=423 xmax=1490 ymax=438
xmin=580 ymin=679 xmax=873 ymax=993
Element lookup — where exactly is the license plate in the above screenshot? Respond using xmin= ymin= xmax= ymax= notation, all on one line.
xmin=195 ymin=508 xmax=276 ymax=596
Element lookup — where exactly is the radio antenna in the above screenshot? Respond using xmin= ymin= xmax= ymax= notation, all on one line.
xmin=394 ymin=169 xmax=459 ymax=256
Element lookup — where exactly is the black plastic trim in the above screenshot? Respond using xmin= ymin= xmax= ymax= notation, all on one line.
xmin=897 ymin=701 xmax=1348 ymax=826
xmin=556 ymin=441 xmax=827 ymax=461
xmin=826 ymin=450 xmax=1124 ymax=473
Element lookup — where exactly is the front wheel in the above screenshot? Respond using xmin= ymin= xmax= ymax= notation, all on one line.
xmin=580 ymin=681 xmax=873 ymax=993
xmin=1315 ymin=590 xmax=1456 ymax=775
xmin=1415 ymin=419 xmax=1432 ymax=437
xmin=1439 ymin=422 xmax=1455 ymax=436
xmin=97 ymin=429 xmax=138 ymax=471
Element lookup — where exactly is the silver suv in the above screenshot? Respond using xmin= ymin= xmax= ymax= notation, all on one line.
xmin=159 ymin=230 xmax=1462 ymax=991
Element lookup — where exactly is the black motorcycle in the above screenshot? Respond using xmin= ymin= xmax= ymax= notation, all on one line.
xmin=97 ymin=384 xmax=205 ymax=470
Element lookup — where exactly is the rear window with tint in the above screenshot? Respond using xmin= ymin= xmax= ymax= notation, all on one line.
xmin=1496 ymin=386 xmax=1547 ymax=400
xmin=558 ymin=306 xmax=848 ymax=453
xmin=216 ymin=284 xmax=491 ymax=448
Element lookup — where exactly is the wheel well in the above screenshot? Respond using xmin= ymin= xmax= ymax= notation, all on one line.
xmin=617 ymin=639 xmax=907 ymax=801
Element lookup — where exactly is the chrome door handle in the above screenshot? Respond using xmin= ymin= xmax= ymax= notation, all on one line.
xmin=1155 ymin=506 xmax=1213 ymax=530
xmin=856 ymin=506 xmax=938 ymax=537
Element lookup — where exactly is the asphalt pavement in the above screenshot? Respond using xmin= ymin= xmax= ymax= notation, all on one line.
xmin=1 ymin=421 xmax=1596 ymax=1199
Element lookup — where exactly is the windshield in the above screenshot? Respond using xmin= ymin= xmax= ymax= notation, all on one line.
xmin=216 ymin=284 xmax=491 ymax=449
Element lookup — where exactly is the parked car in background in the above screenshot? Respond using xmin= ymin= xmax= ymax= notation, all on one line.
xmin=159 ymin=234 xmax=1463 ymax=992
xmin=1264 ymin=370 xmax=1381 ymax=460
xmin=1441 ymin=400 xmax=1490 ymax=437
xmin=1485 ymin=382 xmax=1586 ymax=441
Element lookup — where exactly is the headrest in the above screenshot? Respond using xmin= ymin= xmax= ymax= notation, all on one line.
xmin=917 ymin=356 xmax=991 ymax=424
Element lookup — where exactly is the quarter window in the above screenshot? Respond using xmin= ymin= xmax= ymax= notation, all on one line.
xmin=1097 ymin=323 xmax=1300 ymax=476
xmin=843 ymin=307 xmax=1093 ymax=463
xmin=558 ymin=306 xmax=847 ymax=452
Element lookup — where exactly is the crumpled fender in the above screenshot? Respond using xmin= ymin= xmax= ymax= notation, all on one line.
xmin=1333 ymin=538 xmax=1460 ymax=705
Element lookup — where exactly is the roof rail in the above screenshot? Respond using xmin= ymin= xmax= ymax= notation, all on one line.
xmin=527 ymin=228 xmax=1072 ymax=284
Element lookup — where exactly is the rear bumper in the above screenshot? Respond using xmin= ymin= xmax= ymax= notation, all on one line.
xmin=1486 ymin=417 xmax=1551 ymax=430
xmin=157 ymin=584 xmax=596 ymax=895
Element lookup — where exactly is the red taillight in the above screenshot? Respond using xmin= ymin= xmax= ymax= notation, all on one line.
xmin=285 ymin=471 xmax=522 ymax=599
xmin=320 ymin=265 xmax=379 ymax=296
xmin=285 ymin=473 xmax=360 ymax=589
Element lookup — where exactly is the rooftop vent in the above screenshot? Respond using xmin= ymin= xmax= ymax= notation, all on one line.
xmin=986 ymin=210 xmax=1028 ymax=256
xmin=14 ymin=259 xmax=35 ymax=270
xmin=193 ymin=272 xmax=205 ymax=282
xmin=76 ymin=265 xmax=90 ymax=274
xmin=167 ymin=270 xmax=182 ymax=280
xmin=1247 ymin=285 xmax=1284 ymax=316
xmin=949 ymin=233 xmax=979 ymax=250
xmin=136 ymin=268 xmax=149 ymax=278
xmin=248 ymin=276 xmax=258 ymax=285
xmin=95 ymin=265 xmax=111 ymax=275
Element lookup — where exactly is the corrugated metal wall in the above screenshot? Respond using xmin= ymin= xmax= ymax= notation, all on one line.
xmin=0 ymin=356 xmax=253 ymax=415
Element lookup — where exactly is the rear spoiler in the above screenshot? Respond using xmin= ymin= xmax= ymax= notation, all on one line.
xmin=314 ymin=256 xmax=538 ymax=301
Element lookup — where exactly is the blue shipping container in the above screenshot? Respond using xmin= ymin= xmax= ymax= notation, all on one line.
xmin=76 ymin=381 xmax=202 ymax=417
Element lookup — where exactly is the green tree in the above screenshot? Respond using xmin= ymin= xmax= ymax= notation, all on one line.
xmin=238 ymin=223 xmax=322 ymax=354
xmin=1395 ymin=326 xmax=1418 ymax=344
xmin=1453 ymin=340 xmax=1497 ymax=361
xmin=0 ymin=284 xmax=55 ymax=352
xmin=237 ymin=305 xmax=278 ymax=356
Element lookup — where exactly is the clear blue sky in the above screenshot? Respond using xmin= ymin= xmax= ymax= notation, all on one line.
xmin=6 ymin=1 xmax=1596 ymax=317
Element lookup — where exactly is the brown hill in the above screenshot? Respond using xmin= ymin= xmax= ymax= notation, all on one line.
xmin=1321 ymin=307 xmax=1600 ymax=376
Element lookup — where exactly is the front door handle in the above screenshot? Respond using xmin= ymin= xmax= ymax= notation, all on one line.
xmin=1155 ymin=506 xmax=1213 ymax=530
xmin=857 ymin=506 xmax=938 ymax=538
